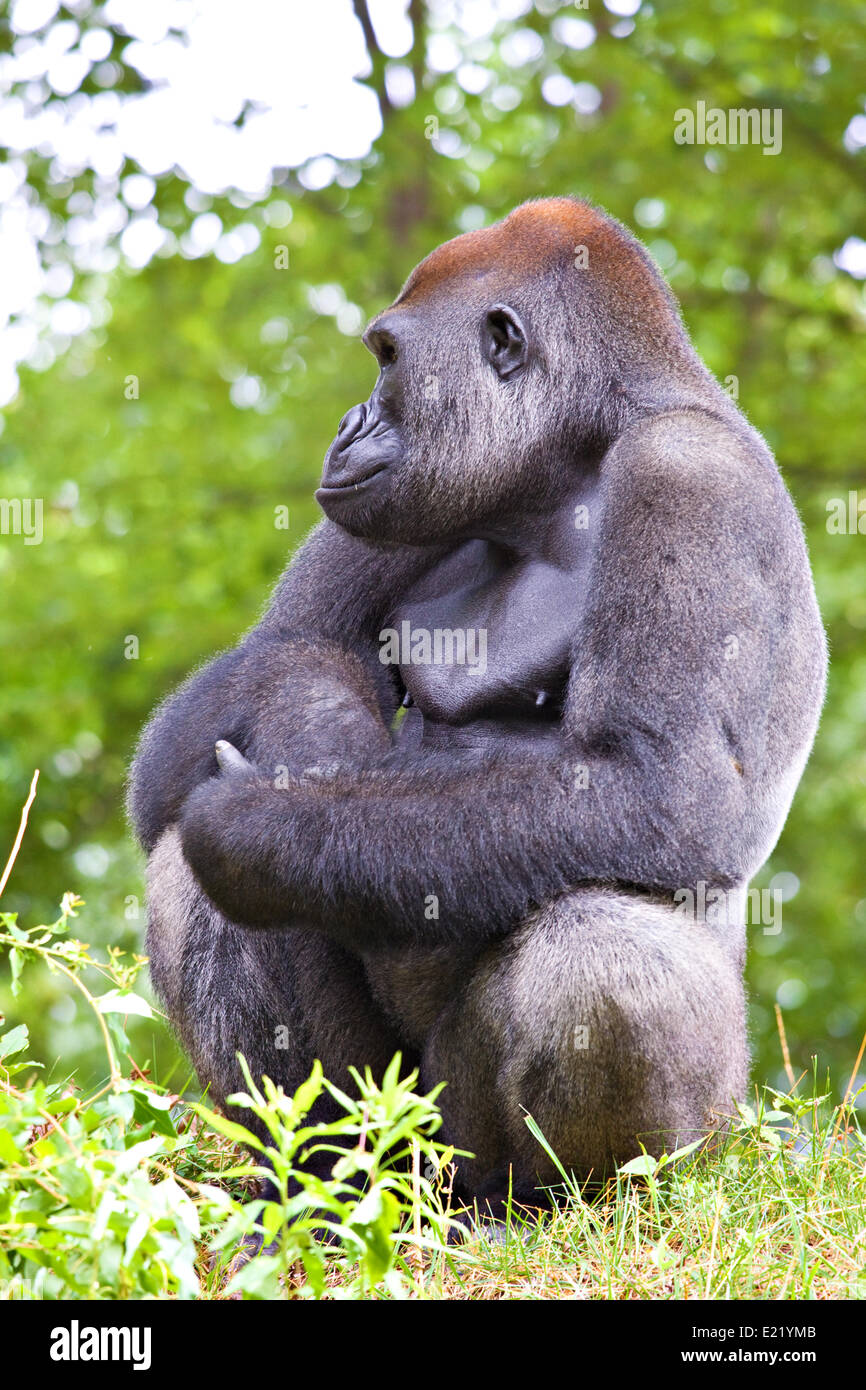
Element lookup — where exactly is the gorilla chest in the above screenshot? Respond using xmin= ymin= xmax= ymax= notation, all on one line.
xmin=390 ymin=541 xmax=585 ymax=728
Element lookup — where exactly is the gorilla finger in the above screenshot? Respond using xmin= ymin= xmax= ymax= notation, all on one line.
xmin=215 ymin=739 xmax=254 ymax=775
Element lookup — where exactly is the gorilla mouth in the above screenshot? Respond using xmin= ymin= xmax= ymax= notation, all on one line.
xmin=318 ymin=396 xmax=402 ymax=509
xmin=316 ymin=462 xmax=389 ymax=497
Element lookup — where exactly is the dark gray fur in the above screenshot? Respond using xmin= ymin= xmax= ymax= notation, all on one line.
xmin=129 ymin=198 xmax=826 ymax=1204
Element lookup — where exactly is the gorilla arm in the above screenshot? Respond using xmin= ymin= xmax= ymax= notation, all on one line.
xmin=127 ymin=520 xmax=444 ymax=852
xmin=179 ymin=426 xmax=816 ymax=948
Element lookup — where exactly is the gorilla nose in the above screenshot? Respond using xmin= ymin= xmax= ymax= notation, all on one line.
xmin=336 ymin=403 xmax=367 ymax=448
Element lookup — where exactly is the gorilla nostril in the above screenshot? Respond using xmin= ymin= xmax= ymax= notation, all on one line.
xmin=338 ymin=403 xmax=367 ymax=444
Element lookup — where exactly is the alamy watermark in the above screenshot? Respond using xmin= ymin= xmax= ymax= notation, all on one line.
xmin=379 ymin=621 xmax=487 ymax=676
xmin=674 ymin=880 xmax=782 ymax=935
xmin=674 ymin=101 xmax=782 ymax=156
xmin=0 ymin=497 xmax=43 ymax=545
xmin=826 ymin=491 xmax=865 ymax=534
xmin=50 ymin=1319 xmax=151 ymax=1370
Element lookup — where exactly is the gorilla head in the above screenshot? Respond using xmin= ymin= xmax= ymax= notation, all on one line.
xmin=317 ymin=196 xmax=713 ymax=545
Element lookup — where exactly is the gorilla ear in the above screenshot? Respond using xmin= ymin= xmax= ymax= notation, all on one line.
xmin=483 ymin=305 xmax=529 ymax=380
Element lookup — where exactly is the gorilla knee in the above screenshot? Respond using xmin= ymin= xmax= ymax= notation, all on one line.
xmin=426 ymin=891 xmax=747 ymax=1190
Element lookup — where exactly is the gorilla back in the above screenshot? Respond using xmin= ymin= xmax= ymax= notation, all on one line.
xmin=131 ymin=197 xmax=826 ymax=1205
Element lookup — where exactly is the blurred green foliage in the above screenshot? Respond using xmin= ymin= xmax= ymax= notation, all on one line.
xmin=0 ymin=0 xmax=864 ymax=1101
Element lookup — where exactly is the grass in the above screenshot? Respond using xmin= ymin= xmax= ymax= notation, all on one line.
xmin=3 ymin=924 xmax=864 ymax=1301
xmin=247 ymin=1097 xmax=866 ymax=1300
xmin=163 ymin=1035 xmax=866 ymax=1300
xmin=1 ymin=784 xmax=864 ymax=1301
xmin=436 ymin=1118 xmax=866 ymax=1300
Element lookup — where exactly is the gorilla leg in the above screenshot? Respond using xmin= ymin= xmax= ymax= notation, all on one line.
xmin=146 ymin=827 xmax=409 ymax=1155
xmin=423 ymin=888 xmax=747 ymax=1202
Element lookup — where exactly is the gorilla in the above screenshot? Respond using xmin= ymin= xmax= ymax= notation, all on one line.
xmin=129 ymin=197 xmax=826 ymax=1210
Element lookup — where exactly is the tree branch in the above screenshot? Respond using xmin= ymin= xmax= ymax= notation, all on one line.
xmin=352 ymin=0 xmax=393 ymax=119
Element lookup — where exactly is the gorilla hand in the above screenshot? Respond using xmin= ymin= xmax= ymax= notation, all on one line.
xmin=179 ymin=766 xmax=323 ymax=928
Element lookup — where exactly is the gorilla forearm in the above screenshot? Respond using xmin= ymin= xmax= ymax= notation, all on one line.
xmin=242 ymin=636 xmax=393 ymax=768
xmin=178 ymin=741 xmax=752 ymax=951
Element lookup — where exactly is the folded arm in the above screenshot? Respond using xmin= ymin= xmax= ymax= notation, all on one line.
xmin=180 ymin=445 xmax=785 ymax=949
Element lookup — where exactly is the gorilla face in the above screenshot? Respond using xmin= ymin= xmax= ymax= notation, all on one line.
xmin=316 ymin=298 xmax=538 ymax=545
xmin=316 ymin=313 xmax=409 ymax=534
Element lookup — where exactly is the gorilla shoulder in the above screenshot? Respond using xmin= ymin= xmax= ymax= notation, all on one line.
xmin=606 ymin=408 xmax=782 ymax=521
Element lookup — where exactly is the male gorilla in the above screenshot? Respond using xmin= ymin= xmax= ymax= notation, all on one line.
xmin=130 ymin=198 xmax=826 ymax=1207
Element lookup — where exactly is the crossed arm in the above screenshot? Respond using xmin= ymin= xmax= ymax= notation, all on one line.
xmin=134 ymin=446 xmax=779 ymax=953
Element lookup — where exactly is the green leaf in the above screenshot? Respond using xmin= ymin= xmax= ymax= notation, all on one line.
xmin=664 ymin=1138 xmax=706 ymax=1164
xmin=131 ymin=1086 xmax=178 ymax=1138
xmin=8 ymin=948 xmax=23 ymax=996
xmin=45 ymin=1096 xmax=78 ymax=1116
xmin=193 ymin=1105 xmax=266 ymax=1152
xmin=618 ymin=1153 xmax=659 ymax=1178
xmin=0 ymin=1129 xmax=21 ymax=1162
xmin=224 ymin=1252 xmax=284 ymax=1300
xmin=291 ymin=1058 xmax=325 ymax=1119
xmin=0 ymin=1023 xmax=29 ymax=1059
xmin=94 ymin=989 xmax=154 ymax=1018
xmin=123 ymin=1211 xmax=151 ymax=1265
